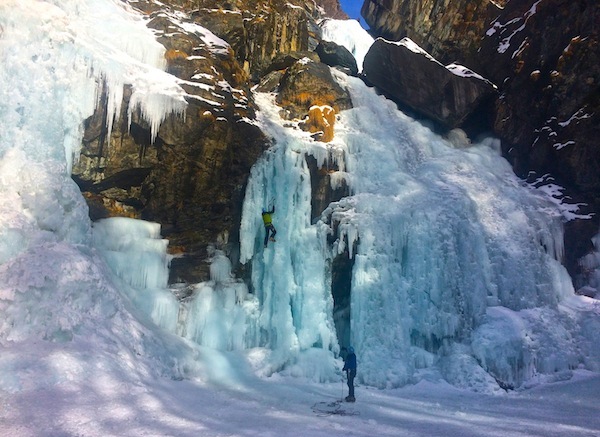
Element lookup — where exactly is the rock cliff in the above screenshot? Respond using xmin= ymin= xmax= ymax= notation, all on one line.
xmin=361 ymin=0 xmax=507 ymax=70
xmin=73 ymin=0 xmax=349 ymax=283
xmin=479 ymin=0 xmax=600 ymax=281
xmin=362 ymin=0 xmax=600 ymax=283
xmin=74 ymin=0 xmax=598 ymax=288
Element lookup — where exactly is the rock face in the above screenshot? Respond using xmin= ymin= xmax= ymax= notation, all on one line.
xmin=73 ymin=0 xmax=352 ymax=283
xmin=182 ymin=0 xmax=322 ymax=81
xmin=74 ymin=1 xmax=268 ymax=283
xmin=277 ymin=58 xmax=352 ymax=115
xmin=362 ymin=37 xmax=497 ymax=128
xmin=361 ymin=0 xmax=600 ymax=282
xmin=479 ymin=0 xmax=600 ymax=278
xmin=361 ymin=0 xmax=505 ymax=70
xmin=317 ymin=0 xmax=349 ymax=20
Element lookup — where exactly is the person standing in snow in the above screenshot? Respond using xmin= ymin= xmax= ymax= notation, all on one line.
xmin=342 ymin=346 xmax=357 ymax=402
xmin=262 ymin=205 xmax=276 ymax=248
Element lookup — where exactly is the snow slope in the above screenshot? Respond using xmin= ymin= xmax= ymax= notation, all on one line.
xmin=2 ymin=367 xmax=600 ymax=436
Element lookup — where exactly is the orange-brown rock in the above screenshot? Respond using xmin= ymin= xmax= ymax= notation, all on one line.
xmin=301 ymin=105 xmax=336 ymax=142
xmin=182 ymin=0 xmax=322 ymax=80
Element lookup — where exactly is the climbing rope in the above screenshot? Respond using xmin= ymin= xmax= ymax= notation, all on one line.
xmin=311 ymin=400 xmax=360 ymax=417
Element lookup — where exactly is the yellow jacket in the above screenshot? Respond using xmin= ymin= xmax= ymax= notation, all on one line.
xmin=262 ymin=206 xmax=275 ymax=226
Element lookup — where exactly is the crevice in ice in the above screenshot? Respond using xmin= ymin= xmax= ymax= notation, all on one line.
xmin=331 ymin=252 xmax=354 ymax=349
xmin=306 ymin=154 xmax=350 ymax=225
xmin=576 ymin=227 xmax=600 ymax=298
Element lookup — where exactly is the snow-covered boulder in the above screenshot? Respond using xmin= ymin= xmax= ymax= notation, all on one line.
xmin=362 ymin=37 xmax=497 ymax=129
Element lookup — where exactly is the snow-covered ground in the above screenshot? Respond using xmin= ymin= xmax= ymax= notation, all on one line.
xmin=2 ymin=367 xmax=600 ymax=437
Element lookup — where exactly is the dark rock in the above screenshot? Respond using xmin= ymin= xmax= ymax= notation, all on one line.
xmin=479 ymin=0 xmax=600 ymax=277
xmin=306 ymin=155 xmax=349 ymax=223
xmin=361 ymin=0 xmax=505 ymax=70
xmin=316 ymin=40 xmax=359 ymax=76
xmin=255 ymin=70 xmax=285 ymax=93
xmin=264 ymin=51 xmax=320 ymax=74
xmin=362 ymin=37 xmax=497 ymax=129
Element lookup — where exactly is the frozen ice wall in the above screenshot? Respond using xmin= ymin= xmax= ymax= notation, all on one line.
xmin=2 ymin=0 xmax=598 ymax=394
xmin=0 ymin=0 xmax=187 ymax=263
xmin=0 ymin=0 xmax=186 ymax=172
xmin=240 ymin=61 xmax=599 ymax=389
xmin=92 ymin=217 xmax=179 ymax=333
xmin=0 ymin=0 xmax=194 ymax=391
xmin=331 ymin=72 xmax=577 ymax=388
xmin=180 ymin=247 xmax=259 ymax=351
xmin=238 ymin=93 xmax=339 ymax=379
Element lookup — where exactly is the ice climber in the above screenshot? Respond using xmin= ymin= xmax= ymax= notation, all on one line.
xmin=261 ymin=205 xmax=276 ymax=248
xmin=342 ymin=346 xmax=357 ymax=402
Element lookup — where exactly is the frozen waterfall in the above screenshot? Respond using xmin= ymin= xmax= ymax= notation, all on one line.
xmin=92 ymin=217 xmax=179 ymax=333
xmin=235 ymin=67 xmax=594 ymax=390
xmin=1 ymin=1 xmax=598 ymax=395
xmin=170 ymin=58 xmax=597 ymax=390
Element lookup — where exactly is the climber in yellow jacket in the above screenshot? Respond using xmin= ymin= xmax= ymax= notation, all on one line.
xmin=262 ymin=206 xmax=277 ymax=248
